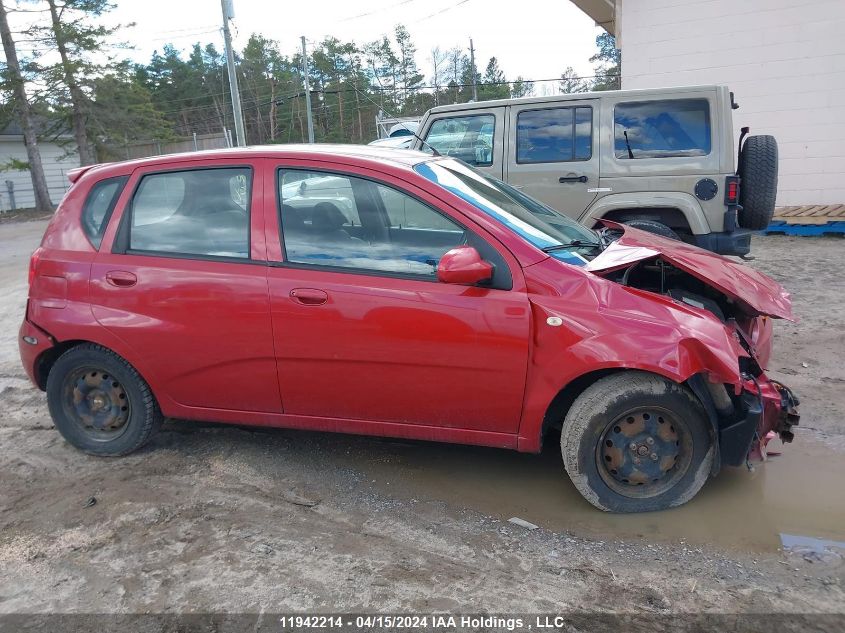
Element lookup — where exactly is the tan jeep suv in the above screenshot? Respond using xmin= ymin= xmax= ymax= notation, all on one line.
xmin=412 ymin=85 xmax=778 ymax=256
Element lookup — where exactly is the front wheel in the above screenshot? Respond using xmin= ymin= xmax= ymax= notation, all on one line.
xmin=46 ymin=344 xmax=162 ymax=456
xmin=561 ymin=371 xmax=713 ymax=513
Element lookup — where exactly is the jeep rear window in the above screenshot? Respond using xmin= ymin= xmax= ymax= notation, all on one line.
xmin=614 ymin=99 xmax=711 ymax=159
xmin=81 ymin=176 xmax=127 ymax=250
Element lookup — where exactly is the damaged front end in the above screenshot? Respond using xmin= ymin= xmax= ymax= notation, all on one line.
xmin=587 ymin=223 xmax=801 ymax=471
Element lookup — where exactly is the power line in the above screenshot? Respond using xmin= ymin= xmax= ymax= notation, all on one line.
xmin=418 ymin=0 xmax=473 ymax=22
xmin=336 ymin=0 xmax=421 ymax=23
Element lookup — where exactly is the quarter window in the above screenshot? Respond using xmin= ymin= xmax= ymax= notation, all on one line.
xmin=516 ymin=106 xmax=593 ymax=163
xmin=81 ymin=177 xmax=126 ymax=249
xmin=128 ymin=167 xmax=251 ymax=258
xmin=279 ymin=170 xmax=466 ymax=277
xmin=614 ymin=99 xmax=711 ymax=159
xmin=423 ymin=114 xmax=495 ymax=166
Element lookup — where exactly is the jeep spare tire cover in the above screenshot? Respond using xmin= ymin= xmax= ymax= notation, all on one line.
xmin=738 ymin=135 xmax=778 ymax=230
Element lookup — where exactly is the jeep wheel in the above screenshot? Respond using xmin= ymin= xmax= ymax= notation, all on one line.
xmin=46 ymin=344 xmax=162 ymax=456
xmin=561 ymin=372 xmax=713 ymax=513
xmin=624 ymin=219 xmax=680 ymax=241
xmin=738 ymin=135 xmax=778 ymax=230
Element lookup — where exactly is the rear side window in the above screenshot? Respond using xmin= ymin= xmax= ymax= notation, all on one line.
xmin=614 ymin=99 xmax=711 ymax=159
xmin=516 ymin=106 xmax=592 ymax=163
xmin=423 ymin=114 xmax=495 ymax=166
xmin=128 ymin=167 xmax=251 ymax=258
xmin=81 ymin=177 xmax=127 ymax=249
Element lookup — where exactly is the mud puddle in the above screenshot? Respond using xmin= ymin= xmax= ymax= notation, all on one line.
xmin=351 ymin=432 xmax=845 ymax=554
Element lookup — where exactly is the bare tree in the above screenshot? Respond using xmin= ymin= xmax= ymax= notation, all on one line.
xmin=429 ymin=46 xmax=448 ymax=106
xmin=0 ymin=1 xmax=53 ymax=211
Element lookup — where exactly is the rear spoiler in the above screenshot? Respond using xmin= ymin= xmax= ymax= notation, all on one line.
xmin=67 ymin=164 xmax=105 ymax=184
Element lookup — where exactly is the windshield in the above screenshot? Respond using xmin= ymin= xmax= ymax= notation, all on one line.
xmin=414 ymin=159 xmax=599 ymax=265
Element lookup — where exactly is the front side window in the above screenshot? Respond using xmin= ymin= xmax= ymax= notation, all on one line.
xmin=129 ymin=167 xmax=251 ymax=258
xmin=516 ymin=106 xmax=592 ymax=163
xmin=81 ymin=176 xmax=127 ymax=249
xmin=614 ymin=99 xmax=711 ymax=159
xmin=279 ymin=170 xmax=466 ymax=277
xmin=423 ymin=114 xmax=495 ymax=166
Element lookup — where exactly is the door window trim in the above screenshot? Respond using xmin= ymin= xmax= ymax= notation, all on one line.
xmin=514 ymin=105 xmax=594 ymax=165
xmin=112 ymin=164 xmax=254 ymax=262
xmin=274 ymin=165 xmax=513 ymax=290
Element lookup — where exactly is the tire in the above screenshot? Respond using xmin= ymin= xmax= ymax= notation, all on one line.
xmin=46 ymin=343 xmax=162 ymax=456
xmin=738 ymin=135 xmax=778 ymax=230
xmin=624 ymin=219 xmax=680 ymax=241
xmin=560 ymin=371 xmax=713 ymax=513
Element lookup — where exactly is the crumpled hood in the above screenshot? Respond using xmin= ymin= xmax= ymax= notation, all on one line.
xmin=585 ymin=222 xmax=795 ymax=321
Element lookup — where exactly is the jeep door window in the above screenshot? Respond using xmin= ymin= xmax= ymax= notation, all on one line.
xmin=128 ymin=167 xmax=251 ymax=258
xmin=415 ymin=158 xmax=598 ymax=265
xmin=614 ymin=99 xmax=712 ymax=159
xmin=278 ymin=170 xmax=466 ymax=277
xmin=516 ymin=106 xmax=592 ymax=163
xmin=422 ymin=114 xmax=495 ymax=166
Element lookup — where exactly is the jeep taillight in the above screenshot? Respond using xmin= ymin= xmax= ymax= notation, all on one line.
xmin=28 ymin=247 xmax=43 ymax=288
xmin=725 ymin=175 xmax=740 ymax=205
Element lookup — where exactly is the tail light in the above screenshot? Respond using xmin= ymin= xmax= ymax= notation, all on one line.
xmin=28 ymin=247 xmax=44 ymax=288
xmin=725 ymin=175 xmax=740 ymax=205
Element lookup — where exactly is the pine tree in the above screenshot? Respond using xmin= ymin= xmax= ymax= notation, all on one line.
xmin=478 ymin=57 xmax=509 ymax=101
xmin=39 ymin=0 xmax=129 ymax=164
xmin=0 ymin=0 xmax=53 ymax=210
xmin=590 ymin=33 xmax=621 ymax=91
xmin=559 ymin=66 xmax=589 ymax=94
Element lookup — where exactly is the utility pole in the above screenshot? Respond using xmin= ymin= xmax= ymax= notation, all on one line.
xmin=469 ymin=38 xmax=478 ymax=101
xmin=220 ymin=0 xmax=246 ymax=146
xmin=301 ymin=36 xmax=315 ymax=143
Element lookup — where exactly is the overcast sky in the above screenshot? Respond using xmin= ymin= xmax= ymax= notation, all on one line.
xmin=104 ymin=0 xmax=602 ymax=91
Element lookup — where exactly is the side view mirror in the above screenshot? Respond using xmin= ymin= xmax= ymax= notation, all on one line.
xmin=437 ymin=246 xmax=493 ymax=285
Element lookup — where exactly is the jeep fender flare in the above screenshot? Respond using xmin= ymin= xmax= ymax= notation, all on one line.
xmin=579 ymin=192 xmax=710 ymax=235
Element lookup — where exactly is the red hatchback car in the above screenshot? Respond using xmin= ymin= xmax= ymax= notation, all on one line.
xmin=20 ymin=145 xmax=799 ymax=512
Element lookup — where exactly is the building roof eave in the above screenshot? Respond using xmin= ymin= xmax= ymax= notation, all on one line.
xmin=569 ymin=0 xmax=616 ymax=36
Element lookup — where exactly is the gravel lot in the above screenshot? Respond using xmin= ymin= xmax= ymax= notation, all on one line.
xmin=1 ymin=219 xmax=843 ymax=622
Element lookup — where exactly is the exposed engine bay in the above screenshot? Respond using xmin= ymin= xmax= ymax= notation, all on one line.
xmin=591 ymin=252 xmax=800 ymax=470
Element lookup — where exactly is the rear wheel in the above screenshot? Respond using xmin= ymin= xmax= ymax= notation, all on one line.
xmin=46 ymin=344 xmax=162 ymax=456
xmin=624 ymin=219 xmax=680 ymax=241
xmin=738 ymin=135 xmax=779 ymax=230
xmin=561 ymin=371 xmax=713 ymax=513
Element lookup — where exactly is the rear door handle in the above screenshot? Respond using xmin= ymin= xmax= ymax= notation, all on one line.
xmin=559 ymin=175 xmax=588 ymax=183
xmin=290 ymin=288 xmax=328 ymax=306
xmin=105 ymin=270 xmax=137 ymax=287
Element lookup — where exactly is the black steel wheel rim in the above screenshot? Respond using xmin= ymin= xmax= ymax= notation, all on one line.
xmin=596 ymin=406 xmax=693 ymax=499
xmin=61 ymin=367 xmax=131 ymax=442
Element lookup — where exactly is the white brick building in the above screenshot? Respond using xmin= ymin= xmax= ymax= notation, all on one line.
xmin=572 ymin=0 xmax=845 ymax=208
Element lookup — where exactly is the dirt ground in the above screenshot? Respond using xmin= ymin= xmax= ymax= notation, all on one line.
xmin=1 ymin=218 xmax=844 ymax=622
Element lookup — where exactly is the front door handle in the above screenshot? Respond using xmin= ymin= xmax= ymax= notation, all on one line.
xmin=559 ymin=175 xmax=588 ymax=183
xmin=290 ymin=288 xmax=328 ymax=306
xmin=105 ymin=270 xmax=137 ymax=287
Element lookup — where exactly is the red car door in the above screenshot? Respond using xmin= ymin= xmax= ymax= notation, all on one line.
xmin=265 ymin=161 xmax=530 ymax=433
xmin=89 ymin=159 xmax=281 ymax=415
